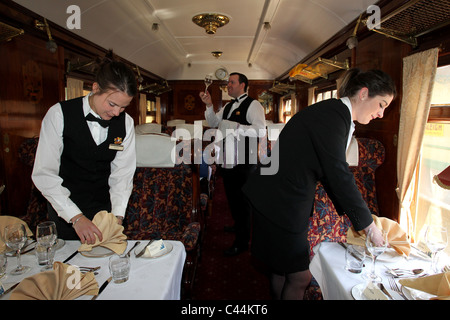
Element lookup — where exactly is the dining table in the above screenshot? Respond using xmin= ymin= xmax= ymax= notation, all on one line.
xmin=309 ymin=241 xmax=446 ymax=300
xmin=0 ymin=239 xmax=186 ymax=300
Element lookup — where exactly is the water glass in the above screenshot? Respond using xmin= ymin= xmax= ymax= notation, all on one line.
xmin=345 ymin=245 xmax=366 ymax=274
xmin=109 ymin=254 xmax=130 ymax=284
xmin=35 ymin=243 xmax=55 ymax=266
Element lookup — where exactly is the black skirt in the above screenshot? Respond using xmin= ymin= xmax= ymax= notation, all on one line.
xmin=251 ymin=207 xmax=310 ymax=274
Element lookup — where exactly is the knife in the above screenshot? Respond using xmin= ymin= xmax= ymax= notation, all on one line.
xmin=91 ymin=276 xmax=112 ymax=300
xmin=63 ymin=250 xmax=79 ymax=263
xmin=135 ymin=240 xmax=153 ymax=258
xmin=0 ymin=282 xmax=19 ymax=297
xmin=379 ymin=283 xmax=394 ymax=300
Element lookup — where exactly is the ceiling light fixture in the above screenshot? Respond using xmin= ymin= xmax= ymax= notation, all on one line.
xmin=192 ymin=13 xmax=230 ymax=34
xmin=211 ymin=51 xmax=223 ymax=58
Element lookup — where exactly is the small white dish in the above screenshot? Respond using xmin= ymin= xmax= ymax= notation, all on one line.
xmin=134 ymin=241 xmax=173 ymax=259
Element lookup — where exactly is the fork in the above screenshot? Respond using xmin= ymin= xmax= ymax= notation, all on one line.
xmin=388 ymin=276 xmax=408 ymax=300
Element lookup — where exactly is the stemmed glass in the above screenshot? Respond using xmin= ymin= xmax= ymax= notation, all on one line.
xmin=364 ymin=229 xmax=388 ymax=283
xmin=4 ymin=223 xmax=30 ymax=275
xmin=36 ymin=221 xmax=57 ymax=271
xmin=0 ymin=253 xmax=7 ymax=279
xmin=424 ymin=225 xmax=447 ymax=273
xmin=204 ymin=74 xmax=213 ymax=93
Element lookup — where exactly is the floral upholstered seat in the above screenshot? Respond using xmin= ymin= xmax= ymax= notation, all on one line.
xmin=123 ymin=165 xmax=201 ymax=252
xmin=18 ymin=137 xmax=48 ymax=233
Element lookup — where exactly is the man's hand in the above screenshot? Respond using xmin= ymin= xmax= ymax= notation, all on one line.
xmin=199 ymin=91 xmax=212 ymax=107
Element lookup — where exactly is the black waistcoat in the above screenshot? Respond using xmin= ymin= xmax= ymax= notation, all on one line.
xmin=222 ymin=96 xmax=253 ymax=124
xmin=59 ymin=97 xmax=126 ymax=213
xmin=222 ymin=96 xmax=258 ymax=166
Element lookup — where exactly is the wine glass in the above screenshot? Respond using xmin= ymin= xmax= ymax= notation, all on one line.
xmin=204 ymin=74 xmax=213 ymax=93
xmin=36 ymin=221 xmax=57 ymax=271
xmin=364 ymin=229 xmax=388 ymax=283
xmin=4 ymin=223 xmax=30 ymax=275
xmin=0 ymin=253 xmax=7 ymax=279
xmin=425 ymin=225 xmax=447 ymax=273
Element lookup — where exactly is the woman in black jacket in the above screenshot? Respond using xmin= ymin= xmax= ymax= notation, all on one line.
xmin=243 ymin=68 xmax=396 ymax=299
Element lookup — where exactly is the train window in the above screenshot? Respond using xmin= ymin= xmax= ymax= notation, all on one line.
xmin=280 ymin=93 xmax=297 ymax=123
xmin=314 ymin=89 xmax=337 ymax=103
xmin=415 ymin=65 xmax=450 ymax=257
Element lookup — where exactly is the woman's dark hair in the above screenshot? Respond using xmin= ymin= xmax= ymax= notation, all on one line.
xmin=338 ymin=68 xmax=396 ymax=99
xmin=95 ymin=60 xmax=137 ymax=97
xmin=230 ymin=72 xmax=249 ymax=92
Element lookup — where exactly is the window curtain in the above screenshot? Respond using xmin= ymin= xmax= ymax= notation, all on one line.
xmin=396 ymin=47 xmax=439 ymax=239
xmin=307 ymin=86 xmax=317 ymax=106
xmin=66 ymin=77 xmax=84 ymax=100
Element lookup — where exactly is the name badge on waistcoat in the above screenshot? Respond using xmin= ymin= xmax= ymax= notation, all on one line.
xmin=109 ymin=137 xmax=124 ymax=151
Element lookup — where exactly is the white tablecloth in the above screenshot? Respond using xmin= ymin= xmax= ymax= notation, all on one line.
xmin=309 ymin=242 xmax=434 ymax=300
xmin=1 ymin=240 xmax=186 ymax=300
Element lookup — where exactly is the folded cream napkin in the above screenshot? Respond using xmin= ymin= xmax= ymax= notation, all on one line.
xmin=399 ymin=272 xmax=450 ymax=300
xmin=10 ymin=262 xmax=99 ymax=300
xmin=78 ymin=211 xmax=127 ymax=255
xmin=346 ymin=214 xmax=411 ymax=257
xmin=0 ymin=216 xmax=33 ymax=253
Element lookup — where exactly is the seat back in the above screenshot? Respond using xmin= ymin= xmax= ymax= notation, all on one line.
xmin=18 ymin=137 xmax=49 ymax=232
xmin=135 ymin=123 xmax=162 ymax=134
xmin=124 ymin=164 xmax=199 ymax=240
xmin=125 ymin=133 xmax=201 ymax=244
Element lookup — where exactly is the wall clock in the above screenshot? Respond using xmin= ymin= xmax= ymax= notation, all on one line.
xmin=215 ymin=67 xmax=228 ymax=80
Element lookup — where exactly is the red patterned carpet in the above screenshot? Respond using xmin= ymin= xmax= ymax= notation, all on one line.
xmin=191 ymin=173 xmax=271 ymax=300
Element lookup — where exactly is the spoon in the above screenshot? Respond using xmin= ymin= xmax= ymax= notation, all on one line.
xmin=391 ymin=268 xmax=424 ymax=275
xmin=126 ymin=241 xmax=141 ymax=257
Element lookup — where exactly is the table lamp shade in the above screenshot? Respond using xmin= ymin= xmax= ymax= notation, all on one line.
xmin=434 ymin=165 xmax=450 ymax=190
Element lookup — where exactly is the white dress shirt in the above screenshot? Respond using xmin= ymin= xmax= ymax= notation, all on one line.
xmin=32 ymin=94 xmax=136 ymax=223
xmin=340 ymin=96 xmax=355 ymax=151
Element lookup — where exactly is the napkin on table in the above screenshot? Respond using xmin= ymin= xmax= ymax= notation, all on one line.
xmin=346 ymin=214 xmax=411 ymax=257
xmin=10 ymin=262 xmax=99 ymax=300
xmin=399 ymin=272 xmax=450 ymax=300
xmin=0 ymin=215 xmax=33 ymax=253
xmin=78 ymin=211 xmax=127 ymax=255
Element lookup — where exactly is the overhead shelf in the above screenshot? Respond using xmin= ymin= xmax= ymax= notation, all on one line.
xmin=288 ymin=57 xmax=349 ymax=84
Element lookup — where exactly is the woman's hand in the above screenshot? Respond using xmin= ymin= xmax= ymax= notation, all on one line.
xmin=364 ymin=222 xmax=388 ymax=247
xmin=71 ymin=214 xmax=103 ymax=245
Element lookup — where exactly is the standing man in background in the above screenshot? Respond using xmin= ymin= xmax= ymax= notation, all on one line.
xmin=200 ymin=72 xmax=266 ymax=256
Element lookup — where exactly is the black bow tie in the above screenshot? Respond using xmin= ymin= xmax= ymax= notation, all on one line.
xmin=232 ymin=94 xmax=247 ymax=104
xmin=86 ymin=113 xmax=110 ymax=128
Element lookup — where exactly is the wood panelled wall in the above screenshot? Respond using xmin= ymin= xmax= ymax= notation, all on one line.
xmin=166 ymin=80 xmax=276 ymax=124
